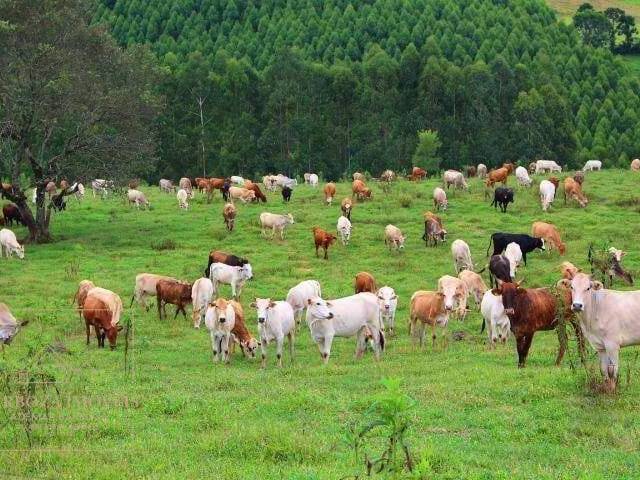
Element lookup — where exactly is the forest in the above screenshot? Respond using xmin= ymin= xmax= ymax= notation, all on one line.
xmin=89 ymin=0 xmax=638 ymax=178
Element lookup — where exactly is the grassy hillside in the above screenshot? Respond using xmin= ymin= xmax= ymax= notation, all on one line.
xmin=548 ymin=0 xmax=640 ymax=19
xmin=1 ymin=170 xmax=640 ymax=478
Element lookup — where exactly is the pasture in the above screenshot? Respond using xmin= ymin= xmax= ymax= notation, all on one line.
xmin=1 ymin=170 xmax=640 ymax=479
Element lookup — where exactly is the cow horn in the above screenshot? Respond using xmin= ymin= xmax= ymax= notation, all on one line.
xmin=515 ymin=278 xmax=525 ymax=287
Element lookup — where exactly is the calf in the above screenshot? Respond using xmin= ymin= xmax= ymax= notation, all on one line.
xmin=131 ymin=273 xmax=177 ymax=310
xmin=432 ymin=187 xmax=448 ymax=211
xmin=352 ymin=179 xmax=372 ymax=201
xmin=229 ymin=186 xmax=256 ymax=203
xmin=451 ymin=239 xmax=473 ymax=273
xmin=312 ymin=226 xmax=337 ymax=260
xmin=458 ymin=270 xmax=488 ymax=309
xmin=252 ymin=298 xmax=295 ymax=368
xmin=0 ymin=229 xmax=24 ymax=259
xmin=515 ymin=166 xmax=532 ymax=187
xmin=409 ymin=291 xmax=449 ymax=348
xmin=423 ymin=216 xmax=447 ymax=247
xmin=341 ymin=198 xmax=352 ymax=220
xmin=384 ymin=224 xmax=405 ymax=251
xmin=176 ymin=189 xmax=189 ymax=209
xmin=487 ymin=232 xmax=544 ymax=265
xmin=377 ymin=286 xmax=398 ymax=334
xmin=209 ymin=262 xmax=253 ymax=298
xmin=437 ymin=275 xmax=468 ymax=320
xmin=355 ymin=272 xmax=377 ymax=294
xmin=156 ymin=279 xmax=192 ymax=320
xmin=260 ymin=212 xmax=295 ymax=240
xmin=205 ymin=250 xmax=248 ymax=278
xmin=491 ymin=187 xmax=514 ymax=213
xmin=480 ymin=290 xmax=510 ymax=346
xmin=489 ymin=254 xmax=512 ymax=288
xmin=281 ymin=186 xmax=292 ymax=202
xmin=531 ymin=221 xmax=566 ymax=255
xmin=83 ymin=288 xmax=123 ymax=350
xmin=504 ymin=242 xmax=522 ymax=279
xmin=229 ymin=301 xmax=259 ymax=359
xmin=204 ymin=298 xmax=236 ymax=363
xmin=563 ymin=177 xmax=588 ymax=208
xmin=286 ymin=280 xmax=322 ymax=329
xmin=2 ymin=204 xmax=24 ymax=227
xmin=191 ymin=278 xmax=214 ymax=328
xmin=539 ymin=180 xmax=556 ymax=212
xmin=222 ymin=203 xmax=236 ymax=231
xmin=498 ymin=281 xmax=567 ymax=368
xmin=324 ymin=182 xmax=336 ymax=205
xmin=336 ymin=215 xmax=351 ymax=245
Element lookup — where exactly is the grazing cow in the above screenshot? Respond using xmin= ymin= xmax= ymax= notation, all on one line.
xmin=245 ymin=182 xmax=267 ymax=202
xmin=195 ymin=178 xmax=209 ymax=192
xmin=355 ymin=272 xmax=377 ymax=294
xmin=477 ymin=164 xmax=487 ymax=178
xmin=458 ymin=270 xmax=488 ymax=308
xmin=305 ymin=293 xmax=384 ymax=364
xmin=73 ymin=280 xmax=96 ymax=318
xmin=177 ymin=189 xmax=189 ymax=209
xmin=352 ymin=179 xmax=372 ymax=201
xmin=0 ymin=229 xmax=24 ymax=259
xmin=563 ymin=177 xmax=588 ymax=207
xmin=259 ymin=212 xmax=294 ymax=240
xmin=377 ymin=286 xmax=398 ymax=334
xmin=548 ymin=177 xmax=560 ymax=189
xmin=380 ymin=170 xmax=395 ymax=182
xmin=74 ymin=183 xmax=85 ymax=201
xmin=422 ymin=213 xmax=447 ymax=247
xmin=286 ymin=280 xmax=322 ymax=329
xmin=491 ymin=187 xmax=514 ymax=213
xmin=573 ymin=171 xmax=585 ymax=185
xmin=312 ymin=227 xmax=337 ymax=260
xmin=263 ymin=175 xmax=278 ymax=191
xmin=535 ymin=160 xmax=561 ymax=174
xmin=410 ymin=167 xmax=427 ymax=181
xmin=159 ymin=179 xmax=175 ymax=193
xmin=485 ymin=167 xmax=508 ymax=187
xmin=443 ymin=170 xmax=468 ymax=190
xmin=631 ymin=159 xmax=640 ymax=171
xmin=252 ymin=298 xmax=295 ymax=368
xmin=308 ymin=174 xmax=319 ymax=187
xmin=528 ymin=162 xmax=537 ymax=174
xmin=341 ymin=198 xmax=352 ymax=220
xmin=2 ymin=204 xmax=24 ymax=226
xmin=128 ymin=179 xmax=140 ymax=190
xmin=156 ymin=279 xmax=192 ymax=320
xmin=531 ymin=222 xmax=566 ymax=255
xmin=480 ymin=291 xmax=510 ymax=346
xmin=229 ymin=300 xmax=258 ymax=359
xmin=583 ymin=160 xmax=602 ymax=171
xmin=409 ymin=291 xmax=449 ymax=348
xmin=0 ymin=303 xmax=26 ymax=347
xmin=504 ymin=242 xmax=522 ymax=278
xmin=336 ymin=215 xmax=351 ymax=245
xmin=466 ymin=166 xmax=477 ymax=178
xmin=498 ymin=281 xmax=567 ymax=368
xmin=589 ymin=247 xmax=634 ymax=287
xmin=230 ymin=175 xmax=245 ymax=186
xmin=204 ymin=251 xmax=249 ymax=278
xmin=281 ymin=186 xmax=292 ymax=202
xmin=228 ymin=186 xmax=256 ymax=203
xmin=352 ymin=172 xmax=365 ymax=181
xmin=384 ymin=224 xmax=405 ymax=251
xmin=437 ymin=275 xmax=468 ymax=319
xmin=451 ymin=239 xmax=473 ymax=273
xmin=487 ymin=232 xmax=544 ymax=265
xmin=83 ymin=287 xmax=123 ymax=349
xmin=502 ymin=162 xmax=516 ymax=174
xmin=191 ymin=278 xmax=214 ymax=328
xmin=222 ymin=203 xmax=236 ymax=231
xmin=209 ymin=177 xmax=226 ymax=192
xmin=489 ymin=254 xmax=512 ymax=288
xmin=131 ymin=273 xmax=178 ymax=310
xmin=561 ymin=261 xmax=580 ymax=280
xmin=276 ymin=174 xmax=297 ymax=189
xmin=91 ymin=179 xmax=113 ymax=199
xmin=324 ymin=183 xmax=336 ymax=205
xmin=179 ymin=177 xmax=193 ymax=197
xmin=539 ymin=179 xmax=556 ymax=212
xmin=59 ymin=180 xmax=69 ymax=190
xmin=127 ymin=189 xmax=150 ymax=209
xmin=515 ymin=166 xmax=532 ymax=187
xmin=432 ymin=187 xmax=448 ymax=211
xmin=303 ymin=173 xmax=311 ymax=184
xmin=209 ymin=262 xmax=253 ymax=299
xmin=561 ymin=272 xmax=640 ymax=388
xmin=205 ymin=298 xmax=236 ymax=363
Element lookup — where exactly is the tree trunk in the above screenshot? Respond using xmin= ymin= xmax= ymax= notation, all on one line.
xmin=3 ymin=183 xmax=52 ymax=243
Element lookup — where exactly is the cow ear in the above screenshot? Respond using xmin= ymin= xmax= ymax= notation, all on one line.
xmin=307 ymin=298 xmax=312 ymax=306
xmin=326 ymin=302 xmax=333 ymax=307
xmin=250 ymin=302 xmax=256 ymax=308
xmin=491 ymin=288 xmax=501 ymax=295
xmin=269 ymin=301 xmax=276 ymax=308
xmin=556 ymin=279 xmax=571 ymax=290
xmin=591 ymin=281 xmax=604 ymax=291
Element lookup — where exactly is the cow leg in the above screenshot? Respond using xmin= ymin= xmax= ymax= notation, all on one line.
xmin=604 ymin=343 xmax=620 ymax=387
xmin=355 ymin=328 xmax=367 ymax=359
xmin=173 ymin=305 xmax=180 ymax=320
xmin=516 ymin=334 xmax=533 ymax=368
xmin=157 ymin=298 xmax=162 ymax=320
xmin=554 ymin=326 xmax=566 ymax=366
xmin=315 ymin=244 xmax=319 ymax=257
xmin=323 ymin=247 xmax=328 ymax=260
xmin=321 ymin=335 xmax=333 ymax=364
xmin=223 ymin=334 xmax=231 ymax=364
xmin=260 ymin=337 xmax=268 ymax=369
xmin=288 ymin=331 xmax=294 ymax=363
xmin=275 ymin=334 xmax=284 ymax=368
xmin=522 ymin=253 xmax=527 ymax=266
xmin=85 ymin=321 xmax=91 ymax=345
xmin=211 ymin=332 xmax=219 ymax=362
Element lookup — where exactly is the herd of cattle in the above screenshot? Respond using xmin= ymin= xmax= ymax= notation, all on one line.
xmin=1 ymin=157 xmax=640 ymax=390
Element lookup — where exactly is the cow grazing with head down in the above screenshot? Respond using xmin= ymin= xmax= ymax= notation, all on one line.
xmin=443 ymin=170 xmax=468 ymax=190
xmin=0 ymin=229 xmax=24 ymax=259
xmin=539 ymin=180 xmax=556 ymax=212
xmin=83 ymin=287 xmax=123 ymax=350
xmin=531 ymin=222 xmax=566 ymax=255
xmin=2 ymin=204 xmax=24 ymax=227
xmin=191 ymin=278 xmax=214 ymax=328
xmin=451 ymin=239 xmax=473 ymax=273
xmin=244 ymin=181 xmax=267 ymax=203
xmin=515 ymin=166 xmax=532 ymax=187
xmin=0 ymin=303 xmax=27 ymax=348
xmin=563 ymin=177 xmax=588 ymax=208
xmin=312 ymin=227 xmax=337 ymax=260
xmin=432 ymin=187 xmax=448 ymax=211
xmin=229 ymin=301 xmax=258 ymax=359
xmin=176 ymin=189 xmax=189 ymax=209
xmin=159 ymin=179 xmax=175 ymax=193
xmin=487 ymin=232 xmax=544 ymax=266
xmin=324 ymin=183 xmax=336 ymax=205
xmin=355 ymin=272 xmax=377 ymax=294
xmin=73 ymin=280 xmax=96 ymax=318
xmin=156 ymin=280 xmax=192 ymax=320
xmin=423 ymin=212 xmax=447 ymax=247
xmin=352 ymin=180 xmax=372 ymax=201
xmin=409 ymin=167 xmax=427 ymax=181
xmin=489 ymin=254 xmax=512 ymax=289
xmin=486 ymin=167 xmax=508 ymax=187
xmin=384 ymin=224 xmax=405 ymax=251
xmin=336 ymin=215 xmax=351 ymax=245
xmin=491 ymin=187 xmax=514 ymax=213
xmin=477 ymin=164 xmax=487 ymax=178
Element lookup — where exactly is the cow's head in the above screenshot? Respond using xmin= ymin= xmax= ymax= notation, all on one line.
xmin=251 ymin=298 xmax=276 ymax=325
xmin=377 ymin=287 xmax=397 ymax=314
xmin=438 ymin=276 xmax=465 ymax=312
xmin=14 ymin=244 xmax=25 ymax=259
xmin=609 ymin=247 xmax=625 ymax=263
xmin=240 ymin=263 xmax=253 ymax=280
xmin=286 ymin=213 xmax=295 ymax=224
xmin=212 ymin=298 xmax=231 ymax=323
xmin=240 ymin=337 xmax=258 ymax=358
xmin=306 ymin=296 xmax=333 ymax=321
xmin=536 ymin=237 xmax=546 ymax=251
xmin=558 ymin=272 xmax=603 ymax=312
xmin=493 ymin=280 xmax=524 ymax=317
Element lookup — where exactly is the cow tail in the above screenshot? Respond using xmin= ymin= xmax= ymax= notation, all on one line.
xmin=486 ymin=235 xmax=493 ymax=257
xmin=480 ymin=318 xmax=486 ymax=333
xmin=379 ymin=329 xmax=385 ymax=352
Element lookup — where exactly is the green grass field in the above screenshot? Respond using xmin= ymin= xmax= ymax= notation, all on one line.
xmin=547 ymin=0 xmax=640 ymax=19
xmin=1 ymin=170 xmax=640 ymax=479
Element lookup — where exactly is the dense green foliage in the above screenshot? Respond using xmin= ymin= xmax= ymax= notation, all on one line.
xmin=1 ymin=170 xmax=640 ymax=478
xmin=94 ymin=0 xmax=640 ymax=179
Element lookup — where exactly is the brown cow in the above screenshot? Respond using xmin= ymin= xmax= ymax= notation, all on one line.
xmin=496 ymin=281 xmax=566 ymax=368
xmin=222 ymin=203 xmax=236 ymax=231
xmin=485 ymin=167 xmax=509 ymax=187
xmin=229 ymin=300 xmax=259 ymax=358
xmin=502 ymin=163 xmax=515 ymax=174
xmin=409 ymin=167 xmax=427 ymax=181
xmin=128 ymin=179 xmax=140 ymax=190
xmin=531 ymin=221 xmax=566 ymax=255
xmin=312 ymin=227 xmax=337 ymax=260
xmin=83 ymin=291 xmax=123 ymax=350
xmin=244 ymin=181 xmax=267 ymax=202
xmin=205 ymin=250 xmax=249 ymax=277
xmin=548 ymin=177 xmax=560 ymax=189
xmin=466 ymin=166 xmax=477 ymax=178
xmin=2 ymin=204 xmax=24 ymax=227
xmin=573 ymin=171 xmax=585 ymax=185
xmin=73 ymin=280 xmax=96 ymax=318
xmin=354 ymin=272 xmax=377 ymax=294
xmin=60 ymin=180 xmax=69 ymax=190
xmin=195 ymin=177 xmax=209 ymax=192
xmin=156 ymin=280 xmax=192 ymax=320
xmin=563 ymin=177 xmax=588 ymax=207
xmin=409 ymin=291 xmax=448 ymax=348
xmin=352 ymin=180 xmax=372 ymax=201
xmin=45 ymin=181 xmax=57 ymax=198
xmin=324 ymin=182 xmax=336 ymax=206
xmin=341 ymin=197 xmax=353 ymax=220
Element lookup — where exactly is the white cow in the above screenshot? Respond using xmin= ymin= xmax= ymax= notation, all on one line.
xmin=131 ymin=273 xmax=177 ymax=310
xmin=477 ymin=164 xmax=488 ymax=178
xmin=191 ymin=278 xmax=214 ymax=328
xmin=443 ymin=170 xmax=468 ymax=190
xmin=308 ymin=173 xmax=319 ymax=187
xmin=204 ymin=299 xmax=236 ymax=363
xmin=384 ymin=224 xmax=405 ymax=251
xmin=286 ymin=280 xmax=322 ymax=329
xmin=75 ymin=183 xmax=85 ymax=201
xmin=583 ymin=160 xmax=602 ymax=171
xmin=259 ymin=212 xmax=295 ymax=240
xmin=127 ymin=189 xmax=150 ymax=209
xmin=539 ymin=180 xmax=556 ymax=212
xmin=562 ymin=272 xmax=640 ymax=388
xmin=262 ymin=175 xmax=278 ymax=192
xmin=376 ymin=286 xmax=398 ymax=335
xmin=91 ymin=179 xmax=112 ymax=198
xmin=437 ymin=275 xmax=468 ymax=319
xmin=276 ymin=174 xmax=297 ymax=189
xmin=515 ymin=166 xmax=532 ymax=187
xmin=230 ymin=175 xmax=245 ymax=186
xmin=451 ymin=239 xmax=473 ymax=273
xmin=177 ymin=189 xmax=189 ymax=209
xmin=336 ymin=215 xmax=352 ymax=246
xmin=535 ymin=160 xmax=561 ymax=174
xmin=251 ymin=298 xmax=296 ymax=368
xmin=504 ymin=242 xmax=522 ymax=279
xmin=433 ymin=187 xmax=448 ymax=211
xmin=480 ymin=290 xmax=510 ymax=346
xmin=179 ymin=177 xmax=193 ymax=197
xmin=159 ymin=179 xmax=175 ymax=193
xmin=209 ymin=262 xmax=253 ymax=299
xmin=0 ymin=303 xmax=24 ymax=347
xmin=0 ymin=229 xmax=24 ymax=259
xmin=305 ymin=292 xmax=384 ymax=364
